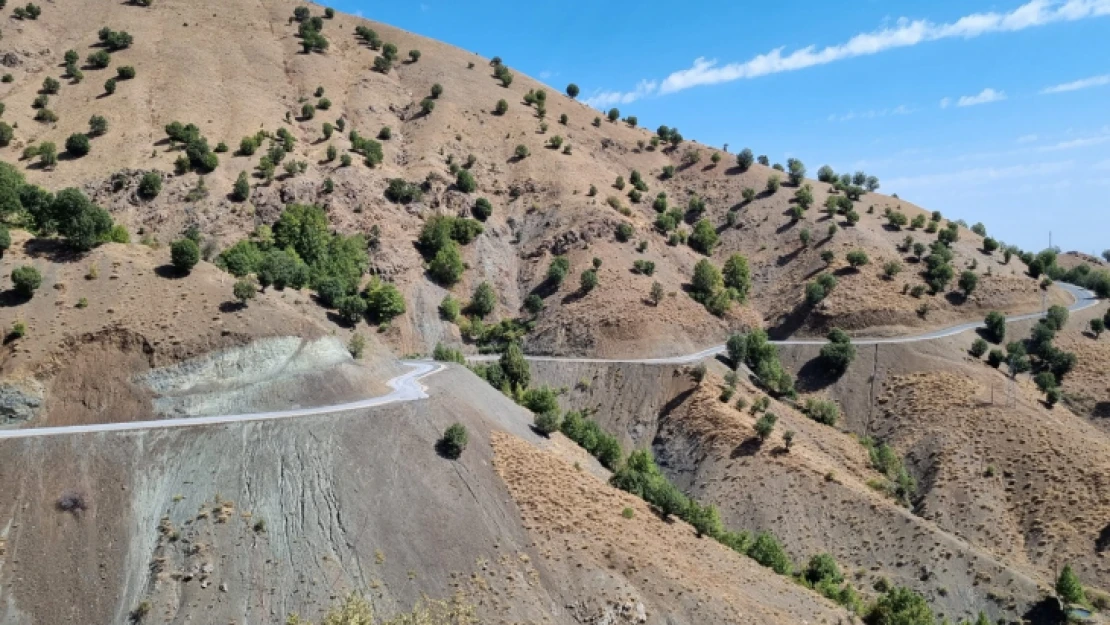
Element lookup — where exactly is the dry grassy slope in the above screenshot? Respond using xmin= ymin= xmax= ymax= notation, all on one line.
xmin=772 ymin=305 xmax=1110 ymax=609
xmin=0 ymin=365 xmax=848 ymax=625
xmin=0 ymin=0 xmax=1061 ymax=357
xmin=0 ymin=230 xmax=399 ymax=426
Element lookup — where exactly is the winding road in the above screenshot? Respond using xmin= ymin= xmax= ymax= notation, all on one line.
xmin=0 ymin=284 xmax=1099 ymax=439
xmin=468 ymin=282 xmax=1099 ymax=365
xmin=0 ymin=361 xmax=445 ymax=439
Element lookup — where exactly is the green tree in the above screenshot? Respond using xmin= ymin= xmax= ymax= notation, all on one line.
xmin=1056 ymin=564 xmax=1086 ymax=604
xmin=691 ymin=259 xmax=723 ymax=301
xmin=970 ymin=338 xmax=989 ymax=357
xmin=804 ymin=553 xmax=843 ymax=586
xmin=438 ymin=423 xmax=468 ymax=459
xmin=233 ymin=279 xmax=256 ymax=306
xmin=11 ymin=265 xmax=42 ymax=297
xmin=607 ymin=108 xmax=619 ymax=122
xmin=747 ymin=531 xmax=791 ymax=575
xmin=500 ymin=342 xmax=530 ymax=389
xmin=722 ymin=254 xmax=751 ymax=302
xmin=685 ymin=501 xmax=723 ymax=539
xmin=88 ymin=115 xmax=108 ymax=136
xmin=846 ymin=250 xmax=869 ymax=268
xmin=473 ymin=197 xmax=492 ymax=221
xmin=456 ymin=169 xmax=477 ymax=193
xmin=170 ymin=238 xmax=200 ymax=273
xmin=580 ymin=268 xmax=598 ymax=293
xmin=754 ymin=412 xmax=777 ymax=441
xmin=232 ymin=171 xmax=250 ymax=202
xmin=736 ymin=148 xmax=754 ymax=172
xmin=52 ymin=188 xmax=112 ymax=250
xmin=138 ymin=172 xmax=161 ymax=199
xmin=365 ymin=281 xmax=406 ymax=324
xmin=566 ymin=83 xmax=579 ymax=98
xmin=866 ymin=587 xmax=934 ymax=625
xmin=786 ymin=158 xmax=806 ymax=185
xmin=469 ymin=281 xmax=497 ymax=318
xmin=0 ymin=226 xmax=9 ymax=255
xmin=766 ymin=174 xmax=780 ymax=194
xmin=726 ymin=334 xmax=747 ymax=368
xmin=984 ymin=311 xmax=1006 ymax=343
xmin=1045 ymin=304 xmax=1069 ymax=331
xmin=546 ymin=256 xmax=570 ymax=286
xmin=820 ymin=328 xmax=856 ymax=374
xmin=958 ymin=271 xmax=978 ymax=297
xmin=1091 ymin=317 xmax=1105 ymax=338
xmin=688 ymin=219 xmax=718 ymax=255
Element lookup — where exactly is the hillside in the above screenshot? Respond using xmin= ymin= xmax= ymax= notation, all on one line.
xmin=0 ymin=0 xmax=1065 ymax=359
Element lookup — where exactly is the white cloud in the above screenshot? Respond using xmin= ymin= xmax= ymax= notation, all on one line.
xmin=1040 ymin=73 xmax=1110 ymax=93
xmin=955 ymin=88 xmax=1007 ymax=107
xmin=939 ymin=97 xmax=952 ymax=109
xmin=593 ymin=1 xmax=1110 ymax=100
xmin=582 ymin=79 xmax=658 ymax=109
xmin=828 ymin=105 xmax=914 ymax=122
xmin=1016 ymin=134 xmax=1039 ymax=143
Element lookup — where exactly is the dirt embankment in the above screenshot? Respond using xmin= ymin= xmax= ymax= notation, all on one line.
xmin=530 ymin=358 xmax=1070 ymax=623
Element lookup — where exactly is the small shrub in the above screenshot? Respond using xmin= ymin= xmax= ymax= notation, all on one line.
xmin=117 ymin=65 xmax=136 ymax=79
xmin=970 ymin=338 xmax=989 ymax=358
xmin=438 ymin=423 xmax=468 ymax=459
xmin=11 ymin=265 xmax=42 ymax=297
xmin=170 ymin=238 xmax=200 ymax=274
xmin=138 ymin=172 xmax=162 ymax=198
xmin=514 ymin=144 xmax=529 ymax=159
xmin=65 ymin=133 xmax=90 ymax=157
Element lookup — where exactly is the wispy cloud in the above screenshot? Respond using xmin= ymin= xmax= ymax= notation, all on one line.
xmin=827 ymin=105 xmax=913 ymax=122
xmin=949 ymin=88 xmax=1007 ymax=107
xmin=886 ymin=160 xmax=1075 ymax=189
xmin=1040 ymin=73 xmax=1110 ymax=93
xmin=582 ymin=80 xmax=657 ymax=109
xmin=587 ymin=1 xmax=1110 ymax=105
xmin=1016 ymin=134 xmax=1040 ymax=143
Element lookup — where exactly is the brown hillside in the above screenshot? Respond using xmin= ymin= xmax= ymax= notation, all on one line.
xmin=0 ymin=0 xmax=1063 ymax=358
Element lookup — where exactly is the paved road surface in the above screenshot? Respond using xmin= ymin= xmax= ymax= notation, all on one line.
xmin=468 ymin=283 xmax=1099 ymax=364
xmin=0 ymin=361 xmax=444 ymax=440
xmin=0 ymin=284 xmax=1098 ymax=437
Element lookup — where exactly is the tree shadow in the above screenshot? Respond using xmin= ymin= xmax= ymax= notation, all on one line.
xmin=1021 ymin=596 xmax=1063 ymax=625
xmin=218 ymin=300 xmax=246 ymax=313
xmin=434 ymin=438 xmax=463 ymax=460
xmin=560 ymin=290 xmax=588 ymax=305
xmin=774 ymin=220 xmax=798 ymax=235
xmin=795 ymin=357 xmax=841 ymax=393
xmin=154 ymin=264 xmax=187 ymax=279
xmin=775 ymin=246 xmax=804 ymax=267
xmin=730 ymin=437 xmax=763 ymax=458
xmin=944 ymin=292 xmax=966 ymax=306
xmin=1093 ymin=402 xmax=1110 ymax=418
xmin=529 ymin=279 xmax=559 ymax=300
xmin=767 ymin=301 xmax=814 ymax=340
xmin=22 ymin=238 xmax=85 ymax=263
xmin=0 ymin=289 xmax=31 ymax=308
xmin=724 ymin=166 xmax=744 ymax=175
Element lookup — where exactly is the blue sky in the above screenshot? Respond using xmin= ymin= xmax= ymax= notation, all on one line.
xmin=328 ymin=0 xmax=1110 ymax=256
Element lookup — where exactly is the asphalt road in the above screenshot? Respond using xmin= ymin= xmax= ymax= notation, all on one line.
xmin=0 ymin=284 xmax=1098 ymax=438
xmin=467 ymin=283 xmax=1099 ymax=364
xmin=0 ymin=361 xmax=444 ymax=439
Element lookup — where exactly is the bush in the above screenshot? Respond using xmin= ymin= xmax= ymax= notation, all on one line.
xmin=420 ymin=98 xmax=435 ymax=115
xmin=970 ymin=338 xmax=989 ymax=358
xmin=514 ymin=144 xmax=529 ymax=159
xmin=866 ymin=587 xmax=934 ymax=625
xmin=138 ymin=172 xmax=162 ymax=199
xmin=754 ymin=412 xmax=777 ymax=440
xmin=765 ymin=175 xmax=780 ymax=194
xmin=580 ymin=269 xmax=598 ymax=293
xmin=456 ymin=169 xmax=477 ymax=193
xmin=170 ymin=238 xmax=200 ymax=273
xmin=11 ymin=265 xmax=42 ymax=297
xmin=365 ymin=280 xmax=406 ymax=324
xmin=607 ymin=108 xmax=619 ymax=122
xmin=408 ymin=49 xmax=421 ymax=63
xmin=438 ymin=423 xmax=468 ymax=459
xmin=87 ymin=50 xmax=111 ymax=69
xmin=987 ymin=348 xmax=1005 ymax=368
xmin=820 ymin=329 xmax=856 ymax=373
xmin=468 ymin=281 xmax=497 ymax=318
xmin=233 ymin=278 xmax=256 ymax=305
xmin=372 ymin=55 xmax=391 ymax=73
xmin=688 ymin=219 xmax=718 ymax=255
xmin=428 ymin=242 xmax=464 ymax=285
xmin=1091 ymin=318 xmax=1105 ymax=338
xmin=736 ymin=148 xmax=754 ymax=172
xmin=65 ymin=133 xmax=90 ymax=157
xmin=748 ymin=531 xmax=791 ymax=574
xmin=384 ymin=178 xmax=422 ymax=203
xmin=804 ymin=398 xmax=840 ymax=426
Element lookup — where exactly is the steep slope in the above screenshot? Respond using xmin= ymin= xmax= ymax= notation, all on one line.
xmin=0 ymin=0 xmax=1062 ymax=358
xmin=0 ymin=365 xmax=850 ymax=625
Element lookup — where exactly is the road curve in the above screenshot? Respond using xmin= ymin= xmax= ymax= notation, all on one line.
xmin=468 ymin=283 xmax=1100 ymax=365
xmin=0 ymin=361 xmax=444 ymax=440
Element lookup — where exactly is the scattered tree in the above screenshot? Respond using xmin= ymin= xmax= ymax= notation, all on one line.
xmin=11 ymin=265 xmax=42 ymax=297
xmin=170 ymin=238 xmax=200 ymax=274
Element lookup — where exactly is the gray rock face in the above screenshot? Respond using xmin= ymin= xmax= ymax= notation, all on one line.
xmin=0 ymin=380 xmax=44 ymax=424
